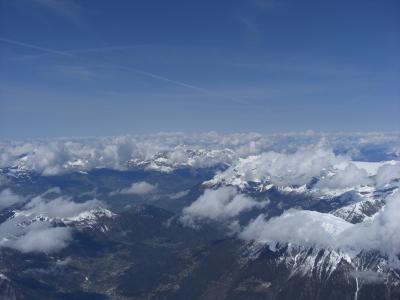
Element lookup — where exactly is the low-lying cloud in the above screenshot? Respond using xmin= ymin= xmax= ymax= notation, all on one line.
xmin=22 ymin=195 xmax=102 ymax=218
xmin=315 ymin=163 xmax=372 ymax=190
xmin=240 ymin=209 xmax=352 ymax=248
xmin=375 ymin=162 xmax=400 ymax=188
xmin=210 ymin=146 xmax=347 ymax=188
xmin=113 ymin=181 xmax=158 ymax=195
xmin=10 ymin=226 xmax=72 ymax=253
xmin=168 ymin=190 xmax=190 ymax=199
xmin=0 ymin=192 xmax=105 ymax=253
xmin=181 ymin=187 xmax=267 ymax=226
xmin=210 ymin=145 xmax=399 ymax=196
xmin=0 ymin=132 xmax=398 ymax=175
xmin=240 ymin=190 xmax=400 ymax=260
xmin=0 ymin=188 xmax=24 ymax=210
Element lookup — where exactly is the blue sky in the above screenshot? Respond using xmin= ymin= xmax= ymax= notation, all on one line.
xmin=0 ymin=0 xmax=399 ymax=138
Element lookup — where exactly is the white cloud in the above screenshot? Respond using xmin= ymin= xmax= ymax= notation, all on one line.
xmin=0 ymin=132 xmax=398 ymax=176
xmin=0 ymin=189 xmax=24 ymax=210
xmin=9 ymin=226 xmax=72 ymax=253
xmin=315 ymin=163 xmax=372 ymax=190
xmin=168 ymin=190 xmax=190 ymax=199
xmin=375 ymin=162 xmax=400 ymax=188
xmin=342 ymin=190 xmax=400 ymax=256
xmin=22 ymin=196 xmax=102 ymax=218
xmin=210 ymin=145 xmax=347 ymax=188
xmin=0 ymin=194 xmax=104 ymax=253
xmin=117 ymin=181 xmax=158 ymax=195
xmin=0 ymin=132 xmax=398 ymax=258
xmin=181 ymin=187 xmax=267 ymax=226
xmin=240 ymin=190 xmax=400 ymax=260
xmin=240 ymin=209 xmax=351 ymax=248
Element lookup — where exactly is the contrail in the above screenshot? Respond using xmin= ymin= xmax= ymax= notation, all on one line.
xmin=0 ymin=37 xmax=74 ymax=57
xmin=70 ymin=44 xmax=151 ymax=54
xmin=113 ymin=65 xmax=209 ymax=93
xmin=0 ymin=37 xmax=207 ymax=93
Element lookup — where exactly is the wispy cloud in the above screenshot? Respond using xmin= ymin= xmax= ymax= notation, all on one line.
xmin=0 ymin=37 xmax=210 ymax=93
xmin=70 ymin=44 xmax=152 ymax=54
xmin=0 ymin=37 xmax=73 ymax=57
xmin=111 ymin=64 xmax=209 ymax=93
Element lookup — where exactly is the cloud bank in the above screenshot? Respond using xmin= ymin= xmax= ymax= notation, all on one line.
xmin=208 ymin=145 xmax=399 ymax=199
xmin=0 ymin=132 xmax=398 ymax=175
xmin=1 ymin=132 xmax=399 ymax=258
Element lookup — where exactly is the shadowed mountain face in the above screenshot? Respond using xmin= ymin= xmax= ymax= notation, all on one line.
xmin=0 ymin=134 xmax=399 ymax=299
